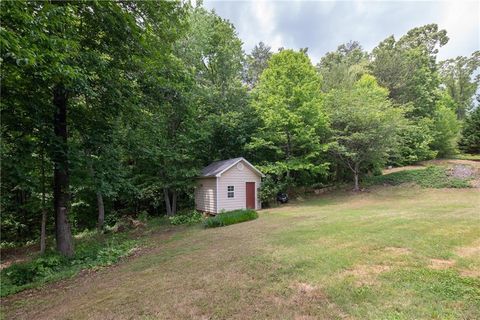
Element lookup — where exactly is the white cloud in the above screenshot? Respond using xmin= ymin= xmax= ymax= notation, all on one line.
xmin=204 ymin=0 xmax=479 ymax=62
xmin=436 ymin=0 xmax=479 ymax=60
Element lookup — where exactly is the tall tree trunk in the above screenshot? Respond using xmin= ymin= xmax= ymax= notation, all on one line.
xmin=171 ymin=190 xmax=177 ymax=215
xmin=87 ymin=156 xmax=105 ymax=231
xmin=96 ymin=191 xmax=105 ymax=231
xmin=40 ymin=148 xmax=47 ymax=254
xmin=53 ymin=84 xmax=74 ymax=257
xmin=164 ymin=188 xmax=172 ymax=216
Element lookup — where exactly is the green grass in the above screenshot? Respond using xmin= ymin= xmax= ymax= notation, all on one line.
xmin=0 ymin=217 xmax=173 ymax=297
xmin=204 ymin=209 xmax=258 ymax=228
xmin=455 ymin=153 xmax=480 ymax=161
xmin=0 ymin=232 xmax=138 ymax=297
xmin=2 ymin=184 xmax=480 ymax=319
xmin=366 ymin=165 xmax=471 ymax=188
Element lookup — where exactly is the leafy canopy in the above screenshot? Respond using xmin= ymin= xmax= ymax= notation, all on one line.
xmin=248 ymin=49 xmax=328 ymax=180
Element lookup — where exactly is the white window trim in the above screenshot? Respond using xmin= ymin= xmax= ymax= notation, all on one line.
xmin=227 ymin=185 xmax=235 ymax=199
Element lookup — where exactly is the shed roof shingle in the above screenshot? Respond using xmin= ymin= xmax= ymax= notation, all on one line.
xmin=200 ymin=157 xmax=244 ymax=177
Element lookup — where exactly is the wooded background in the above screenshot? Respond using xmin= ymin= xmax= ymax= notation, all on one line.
xmin=1 ymin=1 xmax=479 ymax=256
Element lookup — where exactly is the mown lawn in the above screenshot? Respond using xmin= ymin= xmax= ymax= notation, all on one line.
xmin=2 ymin=186 xmax=480 ymax=319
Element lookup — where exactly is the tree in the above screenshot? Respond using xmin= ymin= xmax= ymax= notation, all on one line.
xmin=1 ymin=1 xmax=186 ymax=254
xmin=371 ymin=24 xmax=448 ymax=119
xmin=317 ymin=41 xmax=369 ymax=92
xmin=389 ymin=118 xmax=437 ymax=166
xmin=325 ymin=75 xmax=403 ymax=191
xmin=248 ymin=49 xmax=329 ymax=185
xmin=430 ymin=92 xmax=461 ymax=157
xmin=176 ymin=5 xmax=252 ymax=163
xmin=459 ymin=108 xmax=480 ymax=154
xmin=244 ymin=42 xmax=273 ymax=88
xmin=439 ymin=52 xmax=480 ymax=119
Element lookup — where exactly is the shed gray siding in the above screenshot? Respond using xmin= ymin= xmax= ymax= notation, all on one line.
xmin=195 ymin=177 xmax=217 ymax=213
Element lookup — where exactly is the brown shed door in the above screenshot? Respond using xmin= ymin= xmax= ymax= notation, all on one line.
xmin=246 ymin=182 xmax=256 ymax=209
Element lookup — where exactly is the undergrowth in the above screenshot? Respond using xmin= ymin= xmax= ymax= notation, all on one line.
xmin=366 ymin=166 xmax=471 ymax=188
xmin=169 ymin=210 xmax=204 ymax=225
xmin=0 ymin=232 xmax=137 ymax=297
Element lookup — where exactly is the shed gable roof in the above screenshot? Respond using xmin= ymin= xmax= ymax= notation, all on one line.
xmin=200 ymin=157 xmax=264 ymax=178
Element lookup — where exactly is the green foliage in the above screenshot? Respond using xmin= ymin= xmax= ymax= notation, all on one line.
xmin=459 ymin=108 xmax=480 ymax=154
xmin=439 ymin=52 xmax=480 ymax=119
xmin=259 ymin=175 xmax=292 ymax=206
xmin=244 ymin=41 xmax=273 ymax=88
xmin=317 ymin=41 xmax=369 ymax=92
xmin=1 ymin=233 xmax=136 ymax=297
xmin=365 ymin=166 xmax=471 ymax=188
xmin=1 ymin=0 xmax=478 ymax=269
xmin=390 ymin=117 xmax=437 ymax=166
xmin=371 ymin=24 xmax=448 ymax=118
xmin=325 ymin=74 xmax=404 ymax=189
xmin=176 ymin=5 xmax=253 ymax=163
xmin=204 ymin=209 xmax=258 ymax=228
xmin=248 ymin=49 xmax=328 ymax=183
xmin=169 ymin=210 xmax=204 ymax=225
xmin=431 ymin=95 xmax=461 ymax=157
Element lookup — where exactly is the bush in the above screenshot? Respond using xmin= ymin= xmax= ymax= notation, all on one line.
xmin=204 ymin=209 xmax=258 ymax=228
xmin=390 ymin=117 xmax=437 ymax=166
xmin=365 ymin=166 xmax=471 ymax=188
xmin=1 ymin=233 xmax=136 ymax=297
xmin=259 ymin=175 xmax=292 ymax=206
xmin=169 ymin=210 xmax=204 ymax=225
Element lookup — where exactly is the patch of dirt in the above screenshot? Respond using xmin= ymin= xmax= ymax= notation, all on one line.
xmin=294 ymin=316 xmax=319 ymax=320
xmin=340 ymin=264 xmax=391 ymax=286
xmin=384 ymin=247 xmax=412 ymax=256
xmin=0 ymin=244 xmax=39 ymax=270
xmin=455 ymin=241 xmax=480 ymax=258
xmin=282 ymin=282 xmax=351 ymax=320
xmin=383 ymin=165 xmax=424 ymax=175
xmin=460 ymin=269 xmax=480 ymax=278
xmin=429 ymin=258 xmax=455 ymax=270
xmin=421 ymin=159 xmax=480 ymax=169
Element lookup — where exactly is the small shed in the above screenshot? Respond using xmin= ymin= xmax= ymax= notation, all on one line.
xmin=195 ymin=157 xmax=264 ymax=214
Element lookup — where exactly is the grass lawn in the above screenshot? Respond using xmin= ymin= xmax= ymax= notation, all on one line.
xmin=2 ymin=185 xmax=480 ymax=319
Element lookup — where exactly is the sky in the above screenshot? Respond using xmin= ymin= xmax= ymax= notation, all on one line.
xmin=203 ymin=0 xmax=480 ymax=64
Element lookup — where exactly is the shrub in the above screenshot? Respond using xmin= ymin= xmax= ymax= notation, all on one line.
xmin=169 ymin=210 xmax=204 ymax=225
xmin=1 ymin=233 xmax=136 ymax=297
xmin=259 ymin=175 xmax=293 ymax=206
xmin=204 ymin=209 xmax=258 ymax=228
xmin=365 ymin=166 xmax=471 ymax=188
xmin=390 ymin=117 xmax=437 ymax=166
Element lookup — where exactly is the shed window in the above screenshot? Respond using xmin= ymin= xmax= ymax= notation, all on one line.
xmin=227 ymin=186 xmax=234 ymax=198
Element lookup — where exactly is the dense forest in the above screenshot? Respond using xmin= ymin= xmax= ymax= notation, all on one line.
xmin=1 ymin=1 xmax=479 ymax=256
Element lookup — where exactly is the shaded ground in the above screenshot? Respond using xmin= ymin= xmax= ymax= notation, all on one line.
xmin=2 ymin=186 xmax=479 ymax=319
xmin=383 ymin=159 xmax=480 ymax=187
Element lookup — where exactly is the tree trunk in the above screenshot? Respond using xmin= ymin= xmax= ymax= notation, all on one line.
xmin=87 ymin=156 xmax=105 ymax=231
xmin=96 ymin=191 xmax=105 ymax=231
xmin=53 ymin=84 xmax=74 ymax=257
xmin=353 ymin=172 xmax=359 ymax=192
xmin=171 ymin=190 xmax=177 ymax=215
xmin=164 ymin=188 xmax=172 ymax=216
xmin=40 ymin=209 xmax=47 ymax=254
xmin=353 ymin=163 xmax=360 ymax=192
xmin=40 ymin=148 xmax=47 ymax=254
